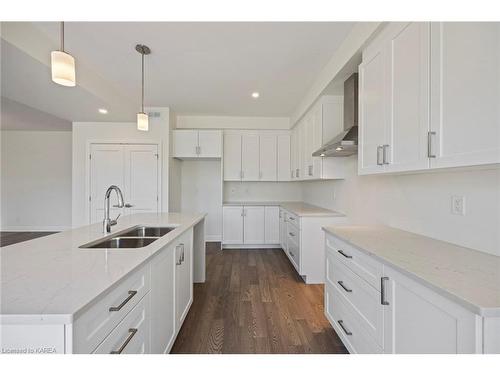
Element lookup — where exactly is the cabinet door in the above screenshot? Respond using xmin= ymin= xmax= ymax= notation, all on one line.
xmin=290 ymin=128 xmax=297 ymax=180
xmin=259 ymin=135 xmax=277 ymax=181
xmin=277 ymin=134 xmax=291 ymax=181
xmin=89 ymin=144 xmax=125 ymax=224
xmin=241 ymin=134 xmax=260 ymax=181
xmin=198 ymin=130 xmax=222 ymax=158
xmin=303 ymin=115 xmax=313 ymax=179
xmin=297 ymin=121 xmax=306 ymax=180
xmin=222 ymin=206 xmax=244 ymax=244
xmin=359 ymin=48 xmax=387 ymax=175
xmin=175 ymin=231 xmax=193 ymax=331
xmin=264 ymin=206 xmax=280 ymax=244
xmin=150 ymin=244 xmax=176 ymax=353
xmin=311 ymin=104 xmax=323 ymax=179
xmin=383 ymin=266 xmax=480 ymax=354
xmin=279 ymin=210 xmax=287 ymax=251
xmin=385 ymin=22 xmax=430 ymax=173
xmin=124 ymin=144 xmax=159 ymax=215
xmin=223 ymin=134 xmax=242 ymax=181
xmin=173 ymin=130 xmax=199 ymax=158
xmin=430 ymin=22 xmax=500 ymax=168
xmin=243 ymin=206 xmax=265 ymax=244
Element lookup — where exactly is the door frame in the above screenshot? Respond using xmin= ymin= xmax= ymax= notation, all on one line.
xmin=85 ymin=139 xmax=162 ymax=225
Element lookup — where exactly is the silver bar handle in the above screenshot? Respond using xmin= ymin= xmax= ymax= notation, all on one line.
xmin=337 ymin=250 xmax=352 ymax=259
xmin=376 ymin=146 xmax=383 ymax=165
xmin=337 ymin=280 xmax=352 ymax=293
xmin=109 ymin=290 xmax=137 ymax=312
xmin=428 ymin=131 xmax=436 ymax=158
xmin=337 ymin=320 xmax=352 ymax=336
xmin=381 ymin=276 xmax=389 ymax=305
xmin=382 ymin=144 xmax=390 ymax=164
xmin=110 ymin=328 xmax=138 ymax=354
xmin=180 ymin=243 xmax=185 ymax=263
xmin=176 ymin=244 xmax=183 ymax=265
xmin=288 ymin=232 xmax=295 ymax=237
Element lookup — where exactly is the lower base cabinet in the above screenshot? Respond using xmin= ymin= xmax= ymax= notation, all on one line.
xmin=324 ymin=232 xmax=490 ymax=354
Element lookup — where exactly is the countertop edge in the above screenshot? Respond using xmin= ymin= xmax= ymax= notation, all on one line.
xmin=223 ymin=201 xmax=345 ymax=217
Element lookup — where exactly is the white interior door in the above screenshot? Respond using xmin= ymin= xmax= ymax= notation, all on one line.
xmin=241 ymin=135 xmax=260 ymax=181
xmin=243 ymin=206 xmax=265 ymax=244
xmin=223 ymin=134 xmax=242 ymax=181
xmin=198 ymin=130 xmax=222 ymax=158
xmin=124 ymin=144 xmax=159 ymax=215
xmin=89 ymin=144 xmax=125 ymax=224
xmin=259 ymin=135 xmax=277 ymax=181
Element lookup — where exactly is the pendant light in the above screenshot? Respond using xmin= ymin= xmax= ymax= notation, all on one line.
xmin=136 ymin=44 xmax=151 ymax=131
xmin=51 ymin=22 xmax=76 ymax=87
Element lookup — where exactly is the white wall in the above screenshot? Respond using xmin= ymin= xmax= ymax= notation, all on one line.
xmin=180 ymin=160 xmax=222 ymax=241
xmin=1 ymin=130 xmax=72 ymax=230
xmin=72 ymin=108 xmax=170 ymax=227
xmin=224 ymin=181 xmax=302 ymax=202
xmin=301 ymin=157 xmax=500 ymax=256
xmin=177 ymin=115 xmax=290 ymax=130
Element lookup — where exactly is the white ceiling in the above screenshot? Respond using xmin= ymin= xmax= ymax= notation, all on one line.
xmin=1 ymin=22 xmax=355 ymax=123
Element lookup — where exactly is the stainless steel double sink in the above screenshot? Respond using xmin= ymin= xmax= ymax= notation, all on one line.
xmin=80 ymin=225 xmax=177 ymax=249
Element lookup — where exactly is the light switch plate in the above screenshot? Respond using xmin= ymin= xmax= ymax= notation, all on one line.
xmin=451 ymin=195 xmax=466 ymax=216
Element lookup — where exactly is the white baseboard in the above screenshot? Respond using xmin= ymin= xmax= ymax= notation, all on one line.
xmin=221 ymin=244 xmax=282 ymax=249
xmin=0 ymin=226 xmax=70 ymax=232
xmin=205 ymin=234 xmax=222 ymax=242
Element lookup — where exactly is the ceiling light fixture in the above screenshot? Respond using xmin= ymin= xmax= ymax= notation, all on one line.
xmin=51 ymin=22 xmax=76 ymax=87
xmin=98 ymin=108 xmax=108 ymax=114
xmin=136 ymin=44 xmax=151 ymax=131
xmin=251 ymin=92 xmax=260 ymax=99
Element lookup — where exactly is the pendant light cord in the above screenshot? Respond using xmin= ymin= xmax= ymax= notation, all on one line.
xmin=141 ymin=50 xmax=145 ymax=113
xmin=60 ymin=21 xmax=64 ymax=52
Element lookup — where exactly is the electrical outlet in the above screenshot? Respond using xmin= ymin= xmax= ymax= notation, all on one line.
xmin=451 ymin=195 xmax=466 ymax=216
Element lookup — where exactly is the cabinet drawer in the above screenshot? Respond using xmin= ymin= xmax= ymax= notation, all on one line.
xmin=286 ymin=221 xmax=300 ymax=242
xmin=286 ymin=237 xmax=300 ymax=272
xmin=325 ymin=282 xmax=382 ymax=354
xmin=93 ymin=293 xmax=150 ymax=354
xmin=285 ymin=212 xmax=299 ymax=227
xmin=326 ymin=234 xmax=383 ymax=290
xmin=326 ymin=252 xmax=383 ymax=347
xmin=73 ymin=264 xmax=151 ymax=353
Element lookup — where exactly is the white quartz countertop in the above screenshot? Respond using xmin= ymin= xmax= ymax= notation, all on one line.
xmin=223 ymin=201 xmax=345 ymax=217
xmin=0 ymin=213 xmax=205 ymax=323
xmin=322 ymin=225 xmax=500 ymax=317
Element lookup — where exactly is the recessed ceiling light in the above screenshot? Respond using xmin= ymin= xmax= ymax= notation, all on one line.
xmin=251 ymin=92 xmax=260 ymax=99
xmin=98 ymin=108 xmax=108 ymax=114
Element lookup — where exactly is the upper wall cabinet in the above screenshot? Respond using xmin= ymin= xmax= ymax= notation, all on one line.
xmin=291 ymin=96 xmax=345 ymax=181
xmin=173 ymin=130 xmax=222 ymax=159
xmin=223 ymin=131 xmax=291 ymax=182
xmin=359 ymin=22 xmax=500 ymax=175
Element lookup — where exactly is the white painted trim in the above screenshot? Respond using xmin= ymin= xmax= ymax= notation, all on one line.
xmin=0 ymin=226 xmax=70 ymax=232
xmin=205 ymin=234 xmax=222 ymax=242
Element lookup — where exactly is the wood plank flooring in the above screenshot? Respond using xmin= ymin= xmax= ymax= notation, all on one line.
xmin=0 ymin=232 xmax=57 ymax=247
xmin=171 ymin=243 xmax=348 ymax=354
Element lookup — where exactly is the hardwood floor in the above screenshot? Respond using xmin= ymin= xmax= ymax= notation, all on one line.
xmin=0 ymin=232 xmax=57 ymax=247
xmin=171 ymin=243 xmax=348 ymax=354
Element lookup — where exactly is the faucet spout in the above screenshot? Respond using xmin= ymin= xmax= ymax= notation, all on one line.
xmin=103 ymin=185 xmax=125 ymax=233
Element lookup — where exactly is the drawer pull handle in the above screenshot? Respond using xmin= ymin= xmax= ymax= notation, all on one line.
xmin=337 ymin=281 xmax=352 ymax=293
xmin=288 ymin=232 xmax=295 ymax=237
xmin=110 ymin=328 xmax=138 ymax=354
xmin=381 ymin=277 xmax=390 ymax=305
xmin=288 ymin=250 xmax=294 ymax=258
xmin=109 ymin=290 xmax=137 ymax=312
xmin=337 ymin=320 xmax=352 ymax=336
xmin=337 ymin=250 xmax=352 ymax=259
xmin=288 ymin=216 xmax=295 ymax=221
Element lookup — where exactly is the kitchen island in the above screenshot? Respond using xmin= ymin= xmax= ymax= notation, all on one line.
xmin=0 ymin=212 xmax=206 ymax=354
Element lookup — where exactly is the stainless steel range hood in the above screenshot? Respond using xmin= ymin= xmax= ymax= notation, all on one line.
xmin=312 ymin=73 xmax=358 ymax=157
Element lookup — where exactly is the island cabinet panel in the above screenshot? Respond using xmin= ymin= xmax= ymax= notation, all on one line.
xmin=175 ymin=230 xmax=194 ymax=331
xmin=73 ymin=263 xmax=150 ymax=354
xmin=150 ymin=242 xmax=176 ymax=354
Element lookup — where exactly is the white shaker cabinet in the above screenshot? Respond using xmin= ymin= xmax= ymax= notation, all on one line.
xmin=277 ymin=134 xmax=291 ymax=181
xmin=259 ymin=135 xmax=277 ymax=181
xmin=173 ymin=130 xmax=222 ymax=159
xmin=241 ymin=134 xmax=260 ymax=181
xmin=223 ymin=133 xmax=243 ymax=181
xmin=264 ymin=206 xmax=280 ymax=244
xmin=222 ymin=206 xmax=244 ymax=244
xmin=175 ymin=232 xmax=193 ymax=332
xmin=429 ymin=22 xmax=500 ymax=168
xmin=242 ymin=206 xmax=265 ymax=244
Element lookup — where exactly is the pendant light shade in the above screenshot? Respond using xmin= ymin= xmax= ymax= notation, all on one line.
xmin=137 ymin=112 xmax=149 ymax=131
xmin=136 ymin=44 xmax=151 ymax=131
xmin=51 ymin=22 xmax=76 ymax=87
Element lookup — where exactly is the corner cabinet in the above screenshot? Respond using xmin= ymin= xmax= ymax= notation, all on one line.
xmin=359 ymin=22 xmax=500 ymax=175
xmin=324 ymin=232 xmax=493 ymax=353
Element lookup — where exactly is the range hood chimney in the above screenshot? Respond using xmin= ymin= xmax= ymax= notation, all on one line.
xmin=312 ymin=73 xmax=358 ymax=157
